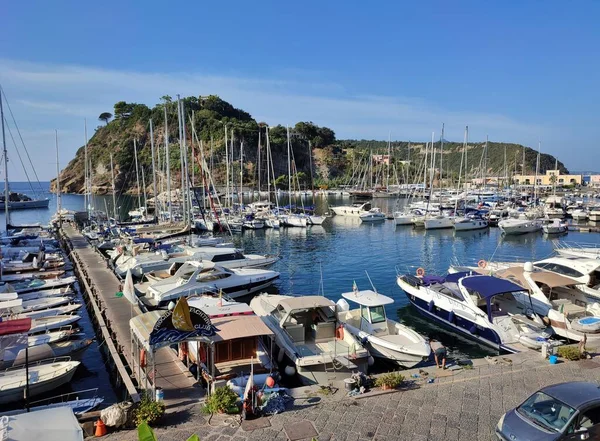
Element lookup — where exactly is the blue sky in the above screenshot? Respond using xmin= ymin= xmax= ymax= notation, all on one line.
xmin=2 ymin=1 xmax=599 ymax=179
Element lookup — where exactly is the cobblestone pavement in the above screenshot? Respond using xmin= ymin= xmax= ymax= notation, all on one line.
xmin=97 ymin=354 xmax=600 ymax=441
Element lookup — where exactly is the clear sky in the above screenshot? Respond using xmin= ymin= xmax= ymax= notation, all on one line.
xmin=2 ymin=1 xmax=599 ymax=180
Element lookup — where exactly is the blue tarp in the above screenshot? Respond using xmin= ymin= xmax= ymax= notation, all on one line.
xmin=460 ymin=275 xmax=524 ymax=299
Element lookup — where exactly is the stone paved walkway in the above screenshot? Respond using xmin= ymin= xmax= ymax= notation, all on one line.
xmin=97 ymin=353 xmax=600 ymax=441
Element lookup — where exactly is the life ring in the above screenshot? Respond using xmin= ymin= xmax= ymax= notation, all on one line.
xmin=336 ymin=325 xmax=345 ymax=340
xmin=478 ymin=260 xmax=487 ymax=269
xmin=416 ymin=268 xmax=425 ymax=277
xmin=140 ymin=349 xmax=147 ymax=368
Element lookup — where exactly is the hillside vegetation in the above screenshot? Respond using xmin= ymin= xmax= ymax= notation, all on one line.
xmin=52 ymin=95 xmax=565 ymax=194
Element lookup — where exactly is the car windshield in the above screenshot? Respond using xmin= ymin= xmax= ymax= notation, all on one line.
xmin=517 ymin=391 xmax=576 ymax=433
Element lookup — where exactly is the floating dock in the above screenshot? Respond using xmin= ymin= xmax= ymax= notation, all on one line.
xmin=60 ymin=224 xmax=202 ymax=411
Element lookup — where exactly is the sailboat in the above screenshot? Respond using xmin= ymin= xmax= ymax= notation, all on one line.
xmin=453 ymin=129 xmax=489 ymax=231
xmin=0 ymin=88 xmax=49 ymax=212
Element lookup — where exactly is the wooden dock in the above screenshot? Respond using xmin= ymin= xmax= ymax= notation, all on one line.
xmin=61 ymin=225 xmax=203 ymax=411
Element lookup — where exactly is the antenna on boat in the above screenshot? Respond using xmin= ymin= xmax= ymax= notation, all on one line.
xmin=365 ymin=270 xmax=377 ymax=294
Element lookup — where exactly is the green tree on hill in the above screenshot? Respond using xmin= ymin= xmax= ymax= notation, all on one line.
xmin=98 ymin=112 xmax=112 ymax=125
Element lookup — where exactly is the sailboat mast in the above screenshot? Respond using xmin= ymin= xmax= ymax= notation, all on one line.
xmin=133 ymin=138 xmax=142 ymax=210
xmin=240 ymin=140 xmax=244 ymax=205
xmin=386 ymin=132 xmax=391 ymax=188
xmin=149 ymin=119 xmax=157 ymax=214
xmin=287 ymin=126 xmax=292 ymax=205
xmin=84 ymin=119 xmax=88 ymax=216
xmin=141 ymin=166 xmax=148 ymax=215
xmin=164 ymin=102 xmax=172 ymax=221
xmin=266 ymin=127 xmax=272 ymax=201
xmin=0 ymin=90 xmax=9 ymax=230
xmin=55 ymin=130 xmax=61 ymax=226
xmin=224 ymin=125 xmax=229 ymax=205
xmin=440 ymin=123 xmax=445 ymax=186
xmin=110 ymin=153 xmax=117 ymax=220
xmin=257 ymin=128 xmax=261 ymax=196
xmin=534 ymin=141 xmax=541 ymax=204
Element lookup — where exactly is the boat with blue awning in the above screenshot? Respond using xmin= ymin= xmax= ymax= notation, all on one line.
xmin=396 ymin=271 xmax=552 ymax=352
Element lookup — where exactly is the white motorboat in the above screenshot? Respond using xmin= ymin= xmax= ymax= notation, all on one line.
xmin=555 ymin=243 xmax=600 ymax=260
xmin=0 ymin=388 xmax=104 ymax=417
xmin=424 ymin=215 xmax=453 ymax=230
xmin=3 ymin=338 xmax=92 ymax=369
xmin=264 ymin=217 xmax=281 ymax=229
xmin=468 ymin=264 xmax=600 ymax=344
xmin=589 ymin=208 xmax=600 ymax=222
xmin=11 ymin=277 xmax=77 ymax=294
xmin=0 ymin=358 xmax=80 ymax=404
xmin=0 ymin=270 xmax=66 ymax=283
xmin=15 ymin=303 xmax=81 ymax=320
xmin=393 ymin=211 xmax=413 ymax=226
xmin=336 ymin=289 xmax=430 ymax=367
xmin=498 ymin=218 xmax=542 ymax=235
xmin=330 ymin=201 xmax=371 ymax=217
xmin=16 ymin=287 xmax=74 ymax=302
xmin=397 ymin=271 xmax=549 ymax=352
xmin=250 ymin=294 xmax=369 ymax=385
xmin=282 ymin=214 xmax=308 ymax=227
xmin=542 ymin=219 xmax=568 ymax=235
xmin=359 ymin=208 xmax=386 ymax=223
xmin=115 ymin=246 xmax=279 ymax=278
xmin=29 ymin=315 xmax=82 ymax=334
xmin=453 ymin=217 xmax=489 ymax=231
xmin=140 ymin=261 xmax=280 ymax=307
xmin=2 ymin=296 xmax=72 ymax=314
xmin=571 ymin=209 xmax=588 ymax=221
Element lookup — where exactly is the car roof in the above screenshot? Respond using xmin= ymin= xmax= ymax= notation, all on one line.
xmin=542 ymin=382 xmax=600 ymax=408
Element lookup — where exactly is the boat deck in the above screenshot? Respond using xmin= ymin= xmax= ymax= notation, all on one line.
xmin=61 ymin=225 xmax=202 ymax=411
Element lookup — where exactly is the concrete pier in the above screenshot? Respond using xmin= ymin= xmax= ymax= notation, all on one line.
xmin=61 ymin=224 xmax=202 ymax=411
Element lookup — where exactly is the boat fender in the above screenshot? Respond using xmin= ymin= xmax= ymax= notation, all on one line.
xmin=140 ymin=349 xmax=147 ymax=368
xmin=448 ymin=311 xmax=455 ymax=323
xmin=336 ymin=325 xmax=345 ymax=340
xmin=428 ymin=300 xmax=435 ymax=312
xmin=361 ymin=336 xmax=368 ymax=346
xmin=367 ymin=355 xmax=375 ymax=366
xmin=284 ymin=365 xmax=296 ymax=376
xmin=469 ymin=325 xmax=477 ymax=335
xmin=542 ymin=316 xmax=551 ymax=327
xmin=277 ymin=347 xmax=285 ymax=363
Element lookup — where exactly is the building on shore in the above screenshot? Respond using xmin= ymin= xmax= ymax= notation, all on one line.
xmin=513 ymin=170 xmax=582 ymax=186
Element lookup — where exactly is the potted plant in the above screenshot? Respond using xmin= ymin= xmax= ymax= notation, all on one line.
xmin=134 ymin=393 xmax=166 ymax=426
xmin=202 ymin=386 xmax=239 ymax=414
xmin=374 ymin=372 xmax=405 ymax=391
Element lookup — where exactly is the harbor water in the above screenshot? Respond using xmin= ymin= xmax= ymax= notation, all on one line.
xmin=3 ymin=183 xmax=600 ymax=406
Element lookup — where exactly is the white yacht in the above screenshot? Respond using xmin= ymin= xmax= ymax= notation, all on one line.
xmin=0 ymin=358 xmax=80 ymax=404
xmin=393 ymin=210 xmax=414 ymax=226
xmin=498 ymin=218 xmax=542 ymax=235
xmin=330 ymin=201 xmax=371 ymax=217
xmin=555 ymin=243 xmax=600 ymax=259
xmin=139 ymin=261 xmax=280 ymax=308
xmin=10 ymin=276 xmax=77 ymax=294
xmin=359 ymin=208 xmax=386 ymax=223
xmin=542 ymin=219 xmax=567 ymax=235
xmin=571 ymin=209 xmax=588 ymax=221
xmin=424 ymin=214 xmax=454 ymax=230
xmin=397 ymin=271 xmax=549 ymax=352
xmin=469 ymin=264 xmax=600 ymax=343
xmin=336 ymin=289 xmax=430 ymax=367
xmin=115 ymin=246 xmax=278 ymax=278
xmin=453 ymin=217 xmax=489 ymax=231
xmin=250 ymin=294 xmax=370 ymax=385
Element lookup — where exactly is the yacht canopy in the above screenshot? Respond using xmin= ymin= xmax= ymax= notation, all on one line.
xmin=496 ymin=267 xmax=579 ymax=289
xmin=278 ymin=296 xmax=334 ymax=312
xmin=341 ymin=290 xmax=394 ymax=307
xmin=3 ymin=407 xmax=83 ymax=441
xmin=460 ymin=275 xmax=524 ymax=299
xmin=210 ymin=315 xmax=273 ymax=342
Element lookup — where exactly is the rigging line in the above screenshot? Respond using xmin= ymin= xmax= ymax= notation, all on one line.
xmin=0 ymin=86 xmax=45 ymax=194
xmin=2 ymin=116 xmax=36 ymax=194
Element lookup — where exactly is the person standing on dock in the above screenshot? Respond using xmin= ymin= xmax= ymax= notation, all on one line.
xmin=430 ymin=339 xmax=447 ymax=369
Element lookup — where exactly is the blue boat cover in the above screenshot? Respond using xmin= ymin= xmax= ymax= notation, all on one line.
xmin=444 ymin=271 xmax=473 ymax=283
xmin=461 ymin=275 xmax=524 ymax=299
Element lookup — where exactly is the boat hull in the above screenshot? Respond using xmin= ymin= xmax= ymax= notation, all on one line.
xmin=424 ymin=217 xmax=453 ymax=230
xmin=330 ymin=206 xmax=366 ymax=217
xmin=453 ymin=220 xmax=489 ymax=231
xmin=0 ymin=199 xmax=50 ymax=210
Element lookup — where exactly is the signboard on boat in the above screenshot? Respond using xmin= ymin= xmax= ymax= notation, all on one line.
xmin=149 ymin=298 xmax=217 ymax=348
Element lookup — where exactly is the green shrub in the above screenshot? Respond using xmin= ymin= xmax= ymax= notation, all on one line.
xmin=557 ymin=346 xmax=582 ymax=361
xmin=375 ymin=372 xmax=405 ymax=389
xmin=202 ymin=386 xmax=239 ymax=414
xmin=135 ymin=392 xmax=166 ymax=426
